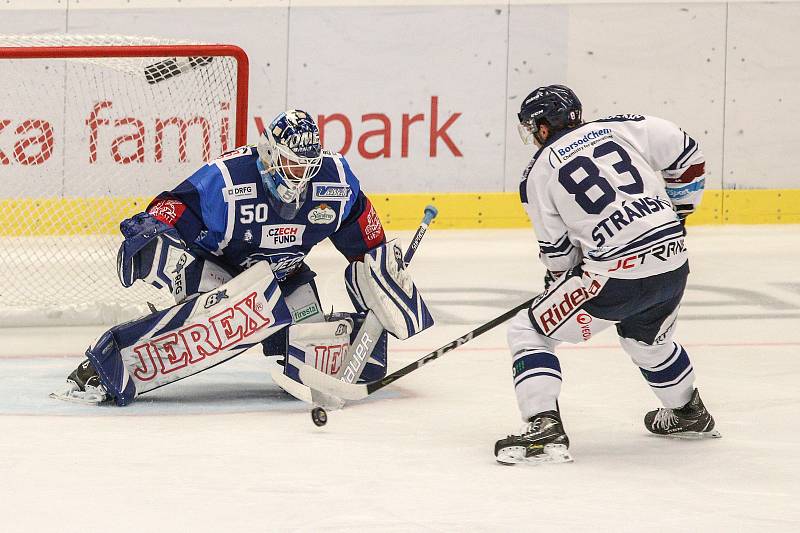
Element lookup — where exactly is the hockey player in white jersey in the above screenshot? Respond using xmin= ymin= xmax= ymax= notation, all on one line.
xmin=495 ymin=85 xmax=720 ymax=465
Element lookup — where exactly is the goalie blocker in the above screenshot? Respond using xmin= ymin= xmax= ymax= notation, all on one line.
xmin=345 ymin=239 xmax=434 ymax=341
xmin=270 ymin=240 xmax=434 ymax=402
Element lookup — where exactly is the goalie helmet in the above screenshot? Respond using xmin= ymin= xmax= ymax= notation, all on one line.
xmin=517 ymin=84 xmax=583 ymax=145
xmin=257 ymin=109 xmax=323 ymax=218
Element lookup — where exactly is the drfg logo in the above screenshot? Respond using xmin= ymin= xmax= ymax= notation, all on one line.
xmin=130 ymin=291 xmax=272 ymax=381
xmin=223 ymin=183 xmax=257 ymax=200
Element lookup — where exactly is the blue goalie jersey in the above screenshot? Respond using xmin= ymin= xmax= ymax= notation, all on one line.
xmin=145 ymin=146 xmax=386 ymax=284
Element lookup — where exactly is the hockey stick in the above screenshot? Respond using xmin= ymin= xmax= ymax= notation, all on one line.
xmin=335 ymin=204 xmax=438 ymax=384
xmin=403 ymin=204 xmax=438 ymax=266
xmin=300 ymin=297 xmax=536 ymax=401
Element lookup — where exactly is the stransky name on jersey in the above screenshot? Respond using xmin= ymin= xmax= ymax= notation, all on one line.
xmin=260 ymin=224 xmax=306 ymax=248
xmin=590 ymin=195 xmax=674 ymax=246
xmin=130 ymin=291 xmax=272 ymax=382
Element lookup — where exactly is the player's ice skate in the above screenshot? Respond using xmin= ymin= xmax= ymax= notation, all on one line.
xmin=50 ymin=358 xmax=109 ymax=405
xmin=644 ymin=388 xmax=721 ymax=439
xmin=495 ymin=411 xmax=573 ymax=465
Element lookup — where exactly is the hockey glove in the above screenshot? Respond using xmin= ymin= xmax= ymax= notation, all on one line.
xmin=117 ymin=212 xmax=187 ymax=289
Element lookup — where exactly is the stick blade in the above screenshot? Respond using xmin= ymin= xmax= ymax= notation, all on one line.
xmin=299 ymin=365 xmax=369 ymax=401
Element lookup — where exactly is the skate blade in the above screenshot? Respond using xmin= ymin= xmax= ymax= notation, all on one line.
xmin=662 ymin=429 xmax=722 ymax=440
xmin=495 ymin=444 xmax=573 ymax=466
xmin=49 ymin=390 xmax=106 ymax=405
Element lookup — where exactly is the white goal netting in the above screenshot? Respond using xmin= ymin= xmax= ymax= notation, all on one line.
xmin=0 ymin=35 xmax=248 ymax=326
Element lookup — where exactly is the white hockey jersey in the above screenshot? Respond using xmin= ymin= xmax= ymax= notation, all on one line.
xmin=520 ymin=114 xmax=705 ymax=279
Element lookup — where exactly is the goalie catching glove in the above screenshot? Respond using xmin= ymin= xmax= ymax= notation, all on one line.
xmin=345 ymin=239 xmax=434 ymax=340
xmin=117 ymin=212 xmax=233 ymax=303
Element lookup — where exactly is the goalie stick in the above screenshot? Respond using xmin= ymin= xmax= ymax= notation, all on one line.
xmin=300 ymin=297 xmax=536 ymax=401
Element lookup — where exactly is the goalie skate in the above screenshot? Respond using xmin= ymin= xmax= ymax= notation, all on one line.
xmin=50 ymin=381 xmax=108 ymax=405
xmin=495 ymin=443 xmax=573 ymax=466
xmin=49 ymin=359 xmax=109 ymax=405
xmin=494 ymin=410 xmax=573 ymax=466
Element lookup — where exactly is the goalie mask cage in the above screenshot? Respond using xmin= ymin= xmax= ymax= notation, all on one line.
xmin=0 ymin=35 xmax=249 ymax=326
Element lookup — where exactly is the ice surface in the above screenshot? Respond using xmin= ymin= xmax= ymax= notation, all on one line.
xmin=1 ymin=226 xmax=799 ymax=532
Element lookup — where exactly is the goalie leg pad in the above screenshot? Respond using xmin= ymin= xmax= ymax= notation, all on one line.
xmin=283 ymin=318 xmax=353 ymax=384
xmin=87 ymin=262 xmax=292 ymax=405
xmin=344 ymin=240 xmax=434 ymax=340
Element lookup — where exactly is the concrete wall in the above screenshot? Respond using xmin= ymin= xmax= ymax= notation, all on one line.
xmin=0 ymin=1 xmax=797 ymax=213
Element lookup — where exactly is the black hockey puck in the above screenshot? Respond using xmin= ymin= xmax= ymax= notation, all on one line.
xmin=311 ymin=407 xmax=328 ymax=427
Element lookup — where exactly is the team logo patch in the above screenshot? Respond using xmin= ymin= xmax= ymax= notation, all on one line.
xmin=204 ymin=289 xmax=229 ymax=308
xmin=576 ymin=312 xmax=593 ymax=340
xmin=148 ymin=199 xmax=186 ymax=225
xmin=222 ymin=182 xmax=258 ymax=201
xmin=308 ymin=204 xmax=336 ymax=224
xmin=260 ymin=225 xmax=305 ymax=249
xmin=359 ymin=201 xmax=384 ymax=246
xmin=313 ymin=183 xmax=351 ymax=201
xmin=172 ymin=252 xmax=189 ymax=274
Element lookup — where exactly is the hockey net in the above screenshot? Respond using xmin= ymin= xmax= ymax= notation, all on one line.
xmin=0 ymin=35 xmax=249 ymax=326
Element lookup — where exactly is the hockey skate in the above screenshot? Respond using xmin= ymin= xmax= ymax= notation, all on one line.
xmin=50 ymin=358 xmax=109 ymax=405
xmin=644 ymin=388 xmax=721 ymax=439
xmin=494 ymin=410 xmax=573 ymax=465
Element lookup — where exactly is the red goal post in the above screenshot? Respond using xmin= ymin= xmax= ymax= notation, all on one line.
xmin=0 ymin=43 xmax=249 ymax=146
xmin=0 ymin=35 xmax=250 ymax=325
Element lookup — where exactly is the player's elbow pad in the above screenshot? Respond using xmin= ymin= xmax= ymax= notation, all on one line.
xmin=663 ymin=162 xmax=705 ymax=215
xmin=343 ymin=240 xmax=434 ymax=339
xmin=117 ymin=212 xmax=188 ymax=289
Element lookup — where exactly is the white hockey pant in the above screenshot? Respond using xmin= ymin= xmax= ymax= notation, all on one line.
xmin=508 ymin=271 xmax=695 ymax=421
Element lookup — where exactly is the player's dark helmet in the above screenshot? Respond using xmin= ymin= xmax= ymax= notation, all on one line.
xmin=257 ymin=109 xmax=323 ymax=218
xmin=517 ymin=85 xmax=583 ymax=145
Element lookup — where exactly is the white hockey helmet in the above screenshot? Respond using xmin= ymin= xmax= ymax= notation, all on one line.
xmin=257 ymin=109 xmax=323 ymax=209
